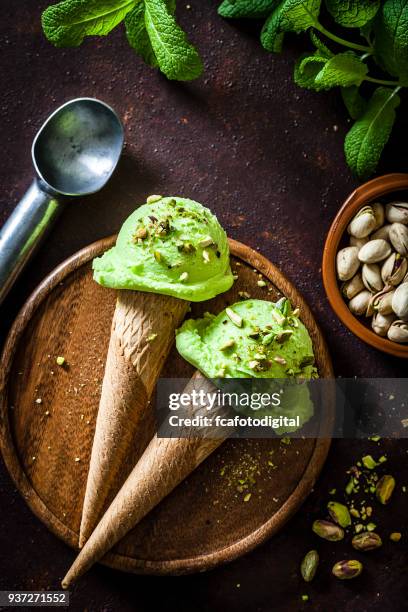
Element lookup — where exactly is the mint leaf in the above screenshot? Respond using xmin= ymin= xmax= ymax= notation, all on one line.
xmin=325 ymin=0 xmax=380 ymax=28
xmin=374 ymin=0 xmax=408 ymax=84
xmin=314 ymin=52 xmax=368 ymax=89
xmin=344 ymin=86 xmax=400 ymax=179
xmin=261 ymin=2 xmax=285 ymax=51
xmin=310 ymin=30 xmax=334 ymax=58
xmin=126 ymin=3 xmax=158 ymax=67
xmin=341 ymin=85 xmax=367 ymax=119
xmin=280 ymin=0 xmax=321 ymax=32
xmin=261 ymin=0 xmax=320 ymax=51
xmin=218 ymin=0 xmax=278 ymax=19
xmin=42 ymin=0 xmax=136 ymax=47
xmin=294 ymin=53 xmax=328 ymax=89
xmin=144 ymin=0 xmax=203 ymax=80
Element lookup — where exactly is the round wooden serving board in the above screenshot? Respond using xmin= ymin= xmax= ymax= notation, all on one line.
xmin=0 ymin=238 xmax=334 ymax=575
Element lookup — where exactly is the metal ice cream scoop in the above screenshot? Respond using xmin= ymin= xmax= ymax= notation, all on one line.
xmin=0 ymin=98 xmax=124 ymax=304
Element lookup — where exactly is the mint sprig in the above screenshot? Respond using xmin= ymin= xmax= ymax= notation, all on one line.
xmin=42 ymin=0 xmax=203 ymax=81
xmin=219 ymin=0 xmax=408 ymax=179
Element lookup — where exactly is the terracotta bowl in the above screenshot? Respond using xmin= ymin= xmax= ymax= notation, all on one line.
xmin=322 ymin=173 xmax=408 ymax=358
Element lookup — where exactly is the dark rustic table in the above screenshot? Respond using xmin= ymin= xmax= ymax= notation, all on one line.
xmin=1 ymin=2 xmax=407 ymax=611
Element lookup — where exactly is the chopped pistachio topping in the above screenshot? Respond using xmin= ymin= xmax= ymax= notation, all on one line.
xmin=198 ymin=236 xmax=214 ymax=248
xmin=154 ymin=250 xmax=162 ymax=262
xmin=202 ymin=249 xmax=210 ymax=263
xmin=226 ymin=307 xmax=243 ymax=327
xmin=220 ymin=339 xmax=235 ymax=351
xmin=56 ymin=356 xmax=65 ymax=366
xmin=179 ymin=272 xmax=189 ymax=282
xmin=274 ymin=356 xmax=287 ymax=366
xmin=134 ymin=227 xmax=148 ymax=240
xmin=146 ymin=194 xmax=162 ymax=204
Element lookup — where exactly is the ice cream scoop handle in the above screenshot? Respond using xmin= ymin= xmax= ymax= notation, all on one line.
xmin=0 ymin=179 xmax=62 ymax=305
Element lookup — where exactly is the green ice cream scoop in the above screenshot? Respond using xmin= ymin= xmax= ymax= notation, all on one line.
xmin=93 ymin=196 xmax=233 ymax=301
xmin=176 ymin=298 xmax=317 ymax=379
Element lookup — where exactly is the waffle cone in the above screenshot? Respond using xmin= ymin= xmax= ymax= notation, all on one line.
xmin=63 ymin=374 xmax=226 ymax=587
xmin=79 ymin=289 xmax=189 ymax=547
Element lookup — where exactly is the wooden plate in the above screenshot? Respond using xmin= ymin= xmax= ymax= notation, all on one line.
xmin=0 ymin=238 xmax=334 ymax=575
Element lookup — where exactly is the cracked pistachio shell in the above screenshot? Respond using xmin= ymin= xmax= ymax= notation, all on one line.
xmin=371 ymin=224 xmax=392 ymax=241
xmin=342 ymin=273 xmax=364 ymax=300
xmin=389 ymin=223 xmax=408 ymax=256
xmin=349 ymin=290 xmax=371 ymax=316
xmin=358 ymin=239 xmax=392 ymax=264
xmin=381 ymin=253 xmax=407 ymax=286
xmin=372 ymin=202 xmax=385 ymax=229
xmin=386 ymin=201 xmax=408 ymax=224
xmin=370 ymin=287 xmax=396 ymax=315
xmin=349 ymin=235 xmax=368 ymax=250
xmin=387 ymin=320 xmax=408 ymax=343
xmin=392 ymin=282 xmax=408 ymax=319
xmin=372 ymin=312 xmax=395 ymax=336
xmin=348 ymin=206 xmax=376 ymax=238
xmin=362 ymin=263 xmax=383 ymax=293
xmin=337 ymin=246 xmax=360 ymax=281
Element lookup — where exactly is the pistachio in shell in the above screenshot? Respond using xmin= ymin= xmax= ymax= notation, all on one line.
xmin=337 ymin=246 xmax=360 ymax=281
xmin=387 ymin=320 xmax=408 ymax=343
xmin=358 ymin=239 xmax=392 ymax=264
xmin=348 ymin=206 xmax=376 ymax=238
xmin=372 ymin=202 xmax=385 ymax=229
xmin=371 ymin=224 xmax=392 ymax=241
xmin=342 ymin=273 xmax=364 ymax=300
xmin=386 ymin=201 xmax=408 ymax=225
xmin=370 ymin=286 xmax=396 ymax=315
xmin=389 ymin=223 xmax=408 ymax=256
xmin=349 ymin=290 xmax=371 ymax=316
xmin=392 ymin=282 xmax=408 ymax=319
xmin=362 ymin=263 xmax=383 ymax=293
xmin=381 ymin=253 xmax=408 ymax=286
xmin=372 ymin=312 xmax=395 ymax=336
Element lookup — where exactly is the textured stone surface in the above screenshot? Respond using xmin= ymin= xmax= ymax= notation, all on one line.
xmin=0 ymin=1 xmax=407 ymax=610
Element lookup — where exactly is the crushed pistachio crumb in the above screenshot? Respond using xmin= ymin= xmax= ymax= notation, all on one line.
xmin=56 ymin=356 xmax=65 ymax=366
xmin=226 ymin=307 xmax=243 ymax=327
xmin=146 ymin=194 xmax=162 ymax=204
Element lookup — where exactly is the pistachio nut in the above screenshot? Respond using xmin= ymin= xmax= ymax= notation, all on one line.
xmin=337 ymin=246 xmax=360 ymax=281
xmin=332 ymin=560 xmax=363 ymax=580
xmin=371 ymin=224 xmax=392 ymax=241
xmin=312 ymin=519 xmax=344 ymax=541
xmin=370 ymin=286 xmax=396 ymax=315
xmin=381 ymin=253 xmax=408 ymax=286
xmin=372 ymin=312 xmax=395 ymax=336
xmin=386 ymin=201 xmax=408 ymax=224
xmin=350 ymin=235 xmax=368 ymax=250
xmin=300 ymin=550 xmax=319 ymax=582
xmin=358 ymin=239 xmax=392 ymax=264
xmin=348 ymin=290 xmax=372 ymax=316
xmin=352 ymin=532 xmax=382 ymax=551
xmin=376 ymin=474 xmax=396 ymax=504
xmin=327 ymin=501 xmax=351 ymax=527
xmin=389 ymin=222 xmax=408 ymax=255
xmin=392 ymin=282 xmax=408 ymax=318
xmin=342 ymin=273 xmax=364 ymax=300
xmin=362 ymin=263 xmax=383 ymax=293
xmin=372 ymin=202 xmax=385 ymax=229
xmin=348 ymin=206 xmax=376 ymax=238
xmin=388 ymin=320 xmax=408 ymax=343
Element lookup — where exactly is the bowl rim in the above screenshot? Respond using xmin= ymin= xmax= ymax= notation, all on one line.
xmin=322 ymin=172 xmax=408 ymax=358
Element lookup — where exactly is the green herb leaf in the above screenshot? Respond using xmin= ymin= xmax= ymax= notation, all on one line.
xmin=344 ymin=86 xmax=400 ymax=179
xmin=294 ymin=53 xmax=328 ymax=90
xmin=314 ymin=52 xmax=368 ymax=89
xmin=260 ymin=2 xmax=285 ymax=51
xmin=310 ymin=30 xmax=334 ymax=58
xmin=373 ymin=0 xmax=408 ymax=84
xmin=144 ymin=0 xmax=203 ymax=80
xmin=262 ymin=0 xmax=320 ymax=51
xmin=279 ymin=0 xmax=321 ymax=33
xmin=42 ymin=0 xmax=136 ymax=47
xmin=125 ymin=3 xmax=158 ymax=67
xmin=341 ymin=85 xmax=367 ymax=119
xmin=218 ymin=0 xmax=278 ymax=19
xmin=325 ymin=0 xmax=380 ymax=28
